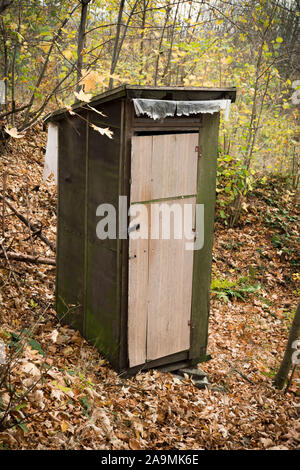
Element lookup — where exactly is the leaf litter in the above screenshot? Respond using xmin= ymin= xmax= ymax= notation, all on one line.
xmin=0 ymin=120 xmax=299 ymax=450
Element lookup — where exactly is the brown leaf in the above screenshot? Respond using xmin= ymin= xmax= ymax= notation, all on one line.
xmin=129 ymin=439 xmax=141 ymax=450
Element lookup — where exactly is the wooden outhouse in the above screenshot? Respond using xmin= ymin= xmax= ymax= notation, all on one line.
xmin=45 ymin=85 xmax=236 ymax=375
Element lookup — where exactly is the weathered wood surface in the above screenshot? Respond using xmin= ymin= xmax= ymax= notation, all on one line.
xmin=130 ymin=133 xmax=198 ymax=203
xmin=189 ymin=113 xmax=220 ymax=360
xmin=128 ymin=209 xmax=149 ymax=367
xmin=128 ymin=134 xmax=198 ymax=367
xmin=147 ymin=198 xmax=196 ymax=362
xmin=56 ymin=115 xmax=87 ymax=335
xmin=85 ymin=100 xmax=121 ymax=367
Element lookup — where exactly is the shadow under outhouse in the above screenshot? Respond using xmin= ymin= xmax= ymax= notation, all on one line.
xmin=44 ymin=85 xmax=236 ymax=375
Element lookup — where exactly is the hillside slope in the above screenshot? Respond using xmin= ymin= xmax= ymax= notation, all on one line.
xmin=0 ymin=124 xmax=299 ymax=450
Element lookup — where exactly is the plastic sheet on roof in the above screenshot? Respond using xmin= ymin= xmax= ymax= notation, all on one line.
xmin=133 ymin=98 xmax=231 ymax=121
xmin=133 ymin=99 xmax=176 ymax=120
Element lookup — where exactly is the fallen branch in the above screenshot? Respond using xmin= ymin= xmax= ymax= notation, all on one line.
xmin=0 ymin=251 xmax=56 ymax=265
xmin=226 ymin=360 xmax=255 ymax=385
xmin=2 ymin=171 xmax=7 ymax=238
xmin=0 ymin=239 xmax=19 ymax=284
xmin=284 ymin=363 xmax=298 ymax=395
xmin=0 ymin=195 xmax=56 ymax=253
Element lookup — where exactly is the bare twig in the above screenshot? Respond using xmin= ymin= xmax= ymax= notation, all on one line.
xmin=1 ymin=170 xmax=6 ymax=238
xmin=108 ymin=0 xmax=125 ymax=90
xmin=0 ymin=237 xmax=19 ymax=284
xmin=23 ymin=3 xmax=80 ymax=126
xmin=25 ymin=184 xmax=36 ymax=256
xmin=76 ymin=0 xmax=92 ymax=92
xmin=284 ymin=363 xmax=298 ymax=394
xmin=0 ymin=195 xmax=56 ymax=252
xmin=226 ymin=360 xmax=255 ymax=385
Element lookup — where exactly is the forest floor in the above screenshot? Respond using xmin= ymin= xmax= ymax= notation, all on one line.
xmin=0 ymin=123 xmax=299 ymax=450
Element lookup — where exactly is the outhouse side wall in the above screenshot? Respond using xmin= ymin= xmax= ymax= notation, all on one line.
xmin=56 ymin=113 xmax=88 ymax=335
xmin=84 ymin=99 xmax=123 ymax=368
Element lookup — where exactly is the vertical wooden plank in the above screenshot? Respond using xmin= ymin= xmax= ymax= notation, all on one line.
xmin=83 ymin=111 xmax=89 ymax=338
xmin=190 ymin=113 xmax=220 ymax=360
xmin=146 ymin=198 xmax=196 ymax=361
xmin=128 ymin=133 xmax=150 ymax=367
xmin=56 ymin=115 xmax=87 ymax=335
xmin=118 ymin=99 xmax=134 ymax=371
xmin=85 ymin=100 xmax=121 ymax=368
xmin=130 ymin=133 xmax=198 ymax=203
xmin=151 ymin=134 xmax=198 ymax=200
xmin=130 ymin=135 xmax=152 ymax=203
xmin=128 ymin=208 xmax=149 ymax=367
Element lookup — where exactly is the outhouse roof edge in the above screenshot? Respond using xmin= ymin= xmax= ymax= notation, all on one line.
xmin=43 ymin=84 xmax=237 ymax=124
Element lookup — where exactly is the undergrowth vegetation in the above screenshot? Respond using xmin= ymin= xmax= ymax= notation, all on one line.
xmin=211 ymin=276 xmax=261 ymax=303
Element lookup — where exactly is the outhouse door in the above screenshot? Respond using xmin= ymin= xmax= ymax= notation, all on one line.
xmin=128 ymin=133 xmax=199 ymax=367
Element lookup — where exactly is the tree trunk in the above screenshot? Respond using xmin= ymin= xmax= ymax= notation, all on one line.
xmin=108 ymin=0 xmax=125 ymax=90
xmin=153 ymin=5 xmax=170 ymax=86
xmin=108 ymin=0 xmax=139 ymax=90
xmin=76 ymin=0 xmax=91 ymax=92
xmin=274 ymin=301 xmax=300 ymax=390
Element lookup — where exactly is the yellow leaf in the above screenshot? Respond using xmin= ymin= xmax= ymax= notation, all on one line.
xmin=90 ymin=123 xmax=113 ymax=139
xmin=4 ymin=126 xmax=24 ymax=139
xmin=66 ymin=104 xmax=75 ymax=116
xmin=60 ymin=421 xmax=69 ymax=432
xmin=63 ymin=49 xmax=73 ymax=60
xmin=41 ymin=43 xmax=51 ymax=53
xmin=80 ymin=69 xmax=104 ymax=92
xmin=74 ymin=89 xmax=92 ymax=103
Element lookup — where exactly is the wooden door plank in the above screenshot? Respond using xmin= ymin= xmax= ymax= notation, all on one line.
xmin=128 ymin=208 xmax=149 ymax=367
xmin=130 ymin=135 xmax=152 ymax=203
xmin=130 ymin=134 xmax=198 ymax=203
xmin=146 ymin=198 xmax=196 ymax=361
xmin=151 ymin=133 xmax=198 ymax=200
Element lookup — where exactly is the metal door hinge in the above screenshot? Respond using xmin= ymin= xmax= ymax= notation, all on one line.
xmin=195 ymin=145 xmax=202 ymax=158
